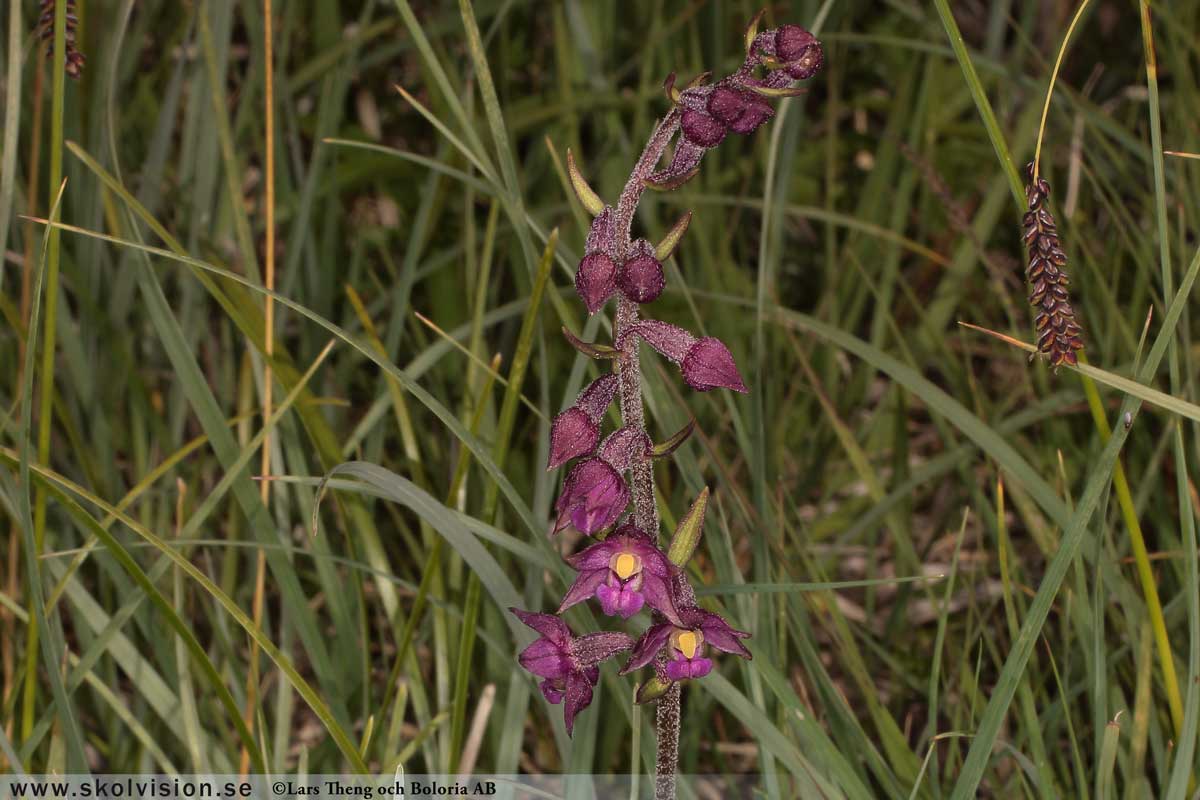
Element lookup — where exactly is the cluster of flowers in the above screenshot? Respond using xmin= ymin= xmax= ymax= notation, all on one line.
xmin=511 ymin=18 xmax=824 ymax=735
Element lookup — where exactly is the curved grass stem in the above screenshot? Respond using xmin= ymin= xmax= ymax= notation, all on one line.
xmin=1077 ymin=356 xmax=1183 ymax=733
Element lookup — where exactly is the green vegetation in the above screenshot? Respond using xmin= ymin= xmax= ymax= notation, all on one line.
xmin=2 ymin=1 xmax=1199 ymax=796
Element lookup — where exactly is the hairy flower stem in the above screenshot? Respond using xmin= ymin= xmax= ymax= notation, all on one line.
xmin=610 ymin=110 xmax=683 ymax=798
xmin=654 ymin=682 xmax=682 ymax=800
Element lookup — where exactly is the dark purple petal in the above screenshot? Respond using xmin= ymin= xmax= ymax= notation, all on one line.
xmin=597 ymin=427 xmax=651 ymax=471
xmin=518 ymin=638 xmax=571 ymax=679
xmin=775 ymin=25 xmax=816 ymax=61
xmin=680 ymin=109 xmax=726 ymax=148
xmin=554 ymin=459 xmax=629 ymax=535
xmin=639 ymin=572 xmax=683 ymax=626
xmin=626 ymin=537 xmax=674 ymax=578
xmin=775 ymin=25 xmax=823 ymax=79
xmin=707 ymin=85 xmax=747 ymax=126
xmin=596 ymin=582 xmax=645 ymax=618
xmin=574 ymin=253 xmax=617 ymax=314
xmin=728 ymin=100 xmax=773 ymax=135
xmin=539 ymin=679 xmax=564 ymax=704
xmin=620 ymin=623 xmax=673 ymax=674
xmin=564 ymin=537 xmax=621 ymax=571
xmin=620 ymin=320 xmax=696 ymax=363
xmin=510 ymin=607 xmax=571 ymax=645
xmin=562 ymin=670 xmax=594 ymax=736
xmin=666 ymin=656 xmax=712 ymax=681
xmin=617 ymin=253 xmax=665 ymax=304
xmin=556 ymin=568 xmax=608 ymax=614
xmin=682 ymin=337 xmax=748 ymax=393
xmin=548 ymin=408 xmax=599 ymax=470
xmin=695 ymin=609 xmax=752 ymax=658
xmin=575 ymin=374 xmax=619 ymax=422
xmin=786 ymin=46 xmax=823 ymax=80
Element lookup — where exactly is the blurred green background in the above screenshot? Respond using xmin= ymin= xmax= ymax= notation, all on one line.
xmin=3 ymin=0 xmax=1200 ymax=797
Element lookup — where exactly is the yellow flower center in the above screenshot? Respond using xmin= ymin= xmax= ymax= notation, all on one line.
xmin=674 ymin=630 xmax=700 ymax=660
xmin=611 ymin=552 xmax=641 ymax=580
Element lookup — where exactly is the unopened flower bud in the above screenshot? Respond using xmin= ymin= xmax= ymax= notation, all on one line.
xmin=617 ymin=251 xmax=665 ymax=304
xmin=682 ymin=337 xmax=747 ymax=393
xmin=707 ymin=85 xmax=747 ymax=125
xmin=775 ymin=25 xmax=823 ymax=80
xmin=574 ymin=253 xmax=617 ymax=314
xmin=548 ymin=408 xmax=600 ymax=470
xmin=680 ymin=109 xmax=726 ymax=148
xmin=726 ymin=98 xmax=773 ymax=135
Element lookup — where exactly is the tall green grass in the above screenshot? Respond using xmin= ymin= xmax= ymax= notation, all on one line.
xmin=2 ymin=1 xmax=1200 ymax=796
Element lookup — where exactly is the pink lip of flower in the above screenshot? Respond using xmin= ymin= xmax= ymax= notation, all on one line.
xmin=619 ymin=607 xmax=751 ymax=678
xmin=557 ymin=524 xmax=683 ymax=625
xmin=553 ymin=458 xmax=630 ymax=535
xmin=510 ymin=608 xmax=632 ymax=735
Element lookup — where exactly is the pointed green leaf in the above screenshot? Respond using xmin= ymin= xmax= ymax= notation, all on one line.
xmin=654 ymin=211 xmax=692 ymax=261
xmin=651 ymin=419 xmax=695 ymax=458
xmin=566 ymin=148 xmax=605 ymax=216
xmin=635 ymin=677 xmax=671 ymax=705
xmin=667 ymin=487 xmax=709 ymax=567
xmin=562 ymin=326 xmax=620 ymax=359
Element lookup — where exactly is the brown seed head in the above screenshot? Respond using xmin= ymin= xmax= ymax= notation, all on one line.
xmin=1023 ymin=162 xmax=1083 ymax=368
xmin=38 ymin=0 xmax=86 ymax=80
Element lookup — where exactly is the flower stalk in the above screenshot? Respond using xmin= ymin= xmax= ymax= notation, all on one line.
xmin=512 ymin=14 xmax=823 ymax=797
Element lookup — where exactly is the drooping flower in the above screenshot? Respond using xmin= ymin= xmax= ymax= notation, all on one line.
xmin=620 ymin=321 xmax=748 ymax=394
xmin=558 ymin=524 xmax=683 ymax=624
xmin=548 ymin=374 xmax=620 ymax=470
xmin=574 ymin=208 xmax=620 ymax=313
xmin=681 ymin=337 xmax=748 ymax=393
xmin=680 ymin=108 xmax=727 ymax=148
xmin=511 ymin=608 xmax=633 ymax=735
xmin=620 ymin=606 xmax=751 ymax=681
xmin=596 ymin=426 xmax=652 ymax=471
xmin=616 ymin=240 xmax=666 ymax=304
xmin=774 ymin=25 xmax=824 ymax=80
xmin=575 ymin=252 xmax=618 ymax=314
xmin=704 ymin=84 xmax=774 ymax=136
xmin=549 ymin=408 xmax=599 ymax=471
xmin=553 ymin=458 xmax=630 ymax=535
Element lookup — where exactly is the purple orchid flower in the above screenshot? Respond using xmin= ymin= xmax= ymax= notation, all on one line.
xmin=553 ymin=457 xmax=630 ymax=535
xmin=574 ymin=208 xmax=619 ymax=313
xmin=615 ymin=240 xmax=666 ymax=305
xmin=620 ymin=320 xmax=748 ymax=394
xmin=558 ymin=524 xmax=683 ymax=624
xmin=772 ymin=24 xmax=824 ymax=80
xmin=620 ymin=606 xmax=751 ymax=682
xmin=511 ymin=608 xmax=633 ymax=735
xmin=548 ymin=374 xmax=620 ymax=470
